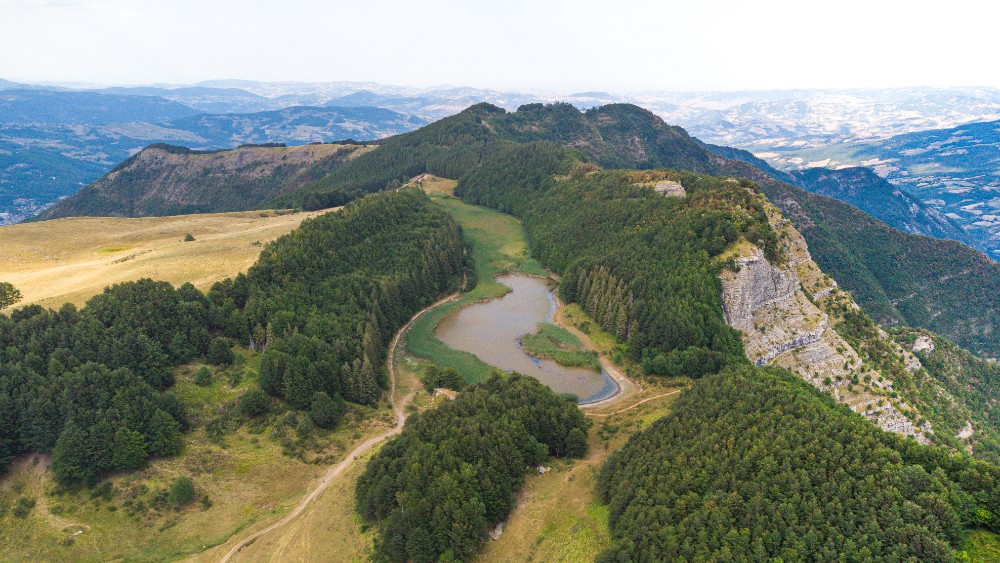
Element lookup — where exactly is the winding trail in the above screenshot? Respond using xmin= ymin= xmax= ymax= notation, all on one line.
xmin=584 ymin=390 xmax=683 ymax=417
xmin=218 ymin=292 xmax=459 ymax=563
xmin=549 ymin=292 xmax=638 ymax=410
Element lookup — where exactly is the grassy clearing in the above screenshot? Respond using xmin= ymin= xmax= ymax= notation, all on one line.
xmin=964 ymin=529 xmax=1000 ymax=561
xmin=478 ymin=379 xmax=682 ymax=562
xmin=1 ymin=209 xmax=323 ymax=313
xmin=521 ymin=322 xmax=601 ymax=371
xmin=0 ymin=349 xmax=397 ymax=562
xmin=405 ymin=178 xmax=547 ymax=384
xmin=197 ymin=315 xmax=442 ymax=562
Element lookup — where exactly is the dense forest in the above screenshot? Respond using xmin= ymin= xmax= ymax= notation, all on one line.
xmin=355 ymin=373 xmax=589 ymax=562
xmin=457 ymin=142 xmax=777 ymax=377
xmin=0 ymin=189 xmax=466 ymax=484
xmin=0 ymin=280 xmax=209 ymax=484
xmin=278 ymin=102 xmax=1000 ymax=358
xmin=598 ymin=366 xmax=1000 ymax=561
xmin=236 ymin=188 xmax=467 ymax=407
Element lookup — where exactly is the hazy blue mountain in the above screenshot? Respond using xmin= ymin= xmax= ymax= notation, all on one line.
xmin=169 ymin=105 xmax=428 ymax=146
xmin=97 ymin=86 xmax=278 ymax=113
xmin=0 ymin=91 xmax=428 ymax=223
xmin=703 ymin=143 xmax=979 ymax=251
xmin=788 ymin=167 xmax=977 ymax=249
xmin=0 ymin=89 xmax=200 ymax=124
xmin=762 ymin=119 xmax=1000 ymax=257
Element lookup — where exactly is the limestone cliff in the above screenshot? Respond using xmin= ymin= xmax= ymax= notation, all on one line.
xmin=720 ymin=197 xmax=934 ymax=443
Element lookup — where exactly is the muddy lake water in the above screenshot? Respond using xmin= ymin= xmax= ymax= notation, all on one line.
xmin=435 ymin=274 xmax=617 ymax=404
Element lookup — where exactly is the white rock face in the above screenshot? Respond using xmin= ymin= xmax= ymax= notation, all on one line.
xmin=652 ymin=180 xmax=686 ymax=197
xmin=719 ymin=198 xmax=930 ymax=443
xmin=913 ymin=335 xmax=935 ymax=354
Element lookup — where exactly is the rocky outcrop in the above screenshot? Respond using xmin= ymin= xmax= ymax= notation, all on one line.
xmin=720 ymin=194 xmax=931 ymax=444
xmin=652 ymin=180 xmax=686 ymax=197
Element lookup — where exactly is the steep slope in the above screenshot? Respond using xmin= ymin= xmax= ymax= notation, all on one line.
xmin=789 ymin=167 xmax=977 ymax=248
xmin=287 ymin=102 xmax=1000 ymax=357
xmin=764 ymin=118 xmax=1000 ymax=256
xmin=37 ymin=143 xmax=371 ymax=219
xmin=704 ymin=143 xmax=978 ymax=250
xmin=720 ymin=199 xmax=935 ymax=441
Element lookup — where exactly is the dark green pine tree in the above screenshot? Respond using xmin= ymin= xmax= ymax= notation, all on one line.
xmin=146 ymin=409 xmax=183 ymax=457
xmin=52 ymin=420 xmax=92 ymax=485
xmin=111 ymin=427 xmax=147 ymax=471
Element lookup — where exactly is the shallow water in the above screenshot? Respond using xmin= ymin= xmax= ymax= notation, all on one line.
xmin=436 ymin=274 xmax=617 ymax=403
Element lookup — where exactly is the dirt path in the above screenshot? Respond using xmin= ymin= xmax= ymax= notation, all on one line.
xmin=549 ymin=293 xmax=639 ymax=410
xmin=584 ymin=389 xmax=683 ymax=417
xmin=218 ymin=293 xmax=458 ymax=563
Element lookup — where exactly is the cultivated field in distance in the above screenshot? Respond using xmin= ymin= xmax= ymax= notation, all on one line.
xmin=1 ymin=209 xmax=325 ymax=312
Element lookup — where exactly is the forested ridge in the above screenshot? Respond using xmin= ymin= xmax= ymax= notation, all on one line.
xmin=0 ymin=188 xmax=465 ymax=484
xmin=457 ymin=142 xmax=777 ymax=377
xmin=355 ymin=373 xmax=589 ymax=562
xmin=282 ymin=101 xmax=1000 ymax=358
xmin=598 ymin=367 xmax=1000 ymax=561
xmin=239 ymin=188 xmax=467 ymax=407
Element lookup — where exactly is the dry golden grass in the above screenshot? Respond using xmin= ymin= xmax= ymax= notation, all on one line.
xmin=0 ymin=353 xmax=399 ymax=562
xmin=198 ymin=342 xmax=433 ymax=562
xmin=477 ymin=380 xmax=681 ymax=562
xmin=0 ymin=209 xmax=325 ymax=313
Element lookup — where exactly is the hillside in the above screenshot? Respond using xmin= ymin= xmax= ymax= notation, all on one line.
xmin=762 ymin=118 xmax=1000 ymax=256
xmin=0 ymin=209 xmax=321 ymax=312
xmin=37 ymin=143 xmax=371 ymax=219
xmin=704 ymin=143 xmax=980 ymax=250
xmin=281 ymin=102 xmax=1000 ymax=357
xmin=0 ymin=89 xmax=426 ymax=223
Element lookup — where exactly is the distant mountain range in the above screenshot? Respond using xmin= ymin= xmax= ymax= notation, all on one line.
xmin=5 ymin=77 xmax=1000 ymax=261
xmin=761 ymin=119 xmax=1000 ymax=257
xmin=0 ymin=88 xmax=428 ymax=223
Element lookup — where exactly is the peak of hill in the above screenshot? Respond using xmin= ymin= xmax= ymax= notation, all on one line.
xmin=37 ymin=143 xmax=371 ymax=220
xmin=284 ymin=102 xmax=1000 ymax=357
xmin=0 ymin=97 xmax=427 ymax=223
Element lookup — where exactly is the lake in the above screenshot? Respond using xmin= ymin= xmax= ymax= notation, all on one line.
xmin=436 ymin=274 xmax=617 ymax=404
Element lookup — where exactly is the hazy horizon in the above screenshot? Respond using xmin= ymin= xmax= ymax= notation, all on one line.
xmin=3 ymin=0 xmax=998 ymax=92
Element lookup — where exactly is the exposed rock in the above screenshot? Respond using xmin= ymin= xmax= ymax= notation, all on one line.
xmin=537 ymin=465 xmax=550 ymax=474
xmin=912 ymin=335 xmax=935 ymax=354
xmin=489 ymin=522 xmax=504 ymax=541
xmin=652 ymin=180 xmax=686 ymax=197
xmin=957 ymin=421 xmax=974 ymax=440
xmin=720 ymin=196 xmax=930 ymax=444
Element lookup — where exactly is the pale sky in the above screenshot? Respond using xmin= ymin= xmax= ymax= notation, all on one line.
xmin=1 ymin=0 xmax=997 ymax=92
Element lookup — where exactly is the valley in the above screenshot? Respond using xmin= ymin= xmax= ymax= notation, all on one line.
xmin=2 ymin=101 xmax=1000 ymax=562
xmin=757 ymin=119 xmax=1000 ymax=257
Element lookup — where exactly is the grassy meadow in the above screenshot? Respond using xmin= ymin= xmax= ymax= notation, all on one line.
xmin=0 ymin=209 xmax=323 ymax=313
xmin=0 ymin=350 xmax=398 ymax=561
xmin=477 ymin=377 xmax=683 ymax=562
xmin=404 ymin=176 xmax=548 ymax=383
xmin=521 ymin=322 xmax=602 ymax=372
